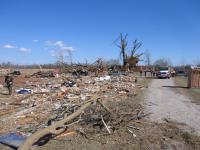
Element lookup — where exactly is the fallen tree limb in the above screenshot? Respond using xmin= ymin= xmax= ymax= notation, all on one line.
xmin=18 ymin=95 xmax=99 ymax=150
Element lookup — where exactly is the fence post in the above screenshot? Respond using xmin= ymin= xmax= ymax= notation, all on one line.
xmin=187 ymin=68 xmax=192 ymax=88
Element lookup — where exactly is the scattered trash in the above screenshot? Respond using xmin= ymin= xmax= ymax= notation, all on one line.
xmin=61 ymin=80 xmax=76 ymax=87
xmin=72 ymin=69 xmax=88 ymax=76
xmin=0 ymin=68 xmax=144 ymax=150
xmin=99 ymin=75 xmax=111 ymax=81
xmin=16 ymin=88 xmax=33 ymax=94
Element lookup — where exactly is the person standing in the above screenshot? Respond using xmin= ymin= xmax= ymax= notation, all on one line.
xmin=5 ymin=73 xmax=13 ymax=95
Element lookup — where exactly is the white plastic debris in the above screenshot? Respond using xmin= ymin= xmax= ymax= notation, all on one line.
xmin=99 ymin=75 xmax=111 ymax=81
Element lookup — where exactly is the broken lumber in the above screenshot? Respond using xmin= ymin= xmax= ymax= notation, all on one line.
xmin=101 ymin=115 xmax=111 ymax=134
xmin=18 ymin=95 xmax=99 ymax=150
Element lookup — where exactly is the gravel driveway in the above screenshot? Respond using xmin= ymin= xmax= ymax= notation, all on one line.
xmin=145 ymin=78 xmax=200 ymax=135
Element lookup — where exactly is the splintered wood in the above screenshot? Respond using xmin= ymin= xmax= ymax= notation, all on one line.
xmin=18 ymin=95 xmax=98 ymax=150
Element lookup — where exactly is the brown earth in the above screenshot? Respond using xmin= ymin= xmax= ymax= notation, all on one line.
xmin=0 ymin=71 xmax=200 ymax=150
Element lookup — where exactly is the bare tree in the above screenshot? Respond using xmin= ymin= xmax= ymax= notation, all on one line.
xmin=127 ymin=40 xmax=143 ymax=68
xmin=130 ymin=40 xmax=142 ymax=57
xmin=154 ymin=58 xmax=172 ymax=66
xmin=52 ymin=49 xmax=72 ymax=72
xmin=57 ymin=51 xmax=64 ymax=65
xmin=145 ymin=49 xmax=151 ymax=66
xmin=114 ymin=34 xmax=144 ymax=68
xmin=114 ymin=33 xmax=128 ymax=67
xmin=48 ymin=41 xmax=74 ymax=69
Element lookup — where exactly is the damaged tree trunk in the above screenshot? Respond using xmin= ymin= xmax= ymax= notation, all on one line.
xmin=18 ymin=96 xmax=98 ymax=150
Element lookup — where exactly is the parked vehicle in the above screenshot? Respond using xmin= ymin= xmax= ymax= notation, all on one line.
xmin=156 ymin=66 xmax=171 ymax=79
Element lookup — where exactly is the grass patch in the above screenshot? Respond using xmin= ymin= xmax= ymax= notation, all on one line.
xmin=174 ymin=76 xmax=200 ymax=104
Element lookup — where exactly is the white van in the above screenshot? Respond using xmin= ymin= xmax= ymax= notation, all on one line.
xmin=156 ymin=66 xmax=171 ymax=79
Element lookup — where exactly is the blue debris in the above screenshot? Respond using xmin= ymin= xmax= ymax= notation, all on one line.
xmin=0 ymin=132 xmax=26 ymax=148
xmin=16 ymin=88 xmax=32 ymax=94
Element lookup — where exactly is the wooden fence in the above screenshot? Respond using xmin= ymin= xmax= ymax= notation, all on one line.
xmin=188 ymin=68 xmax=200 ymax=88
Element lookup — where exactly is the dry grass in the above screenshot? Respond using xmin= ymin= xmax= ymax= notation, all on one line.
xmin=174 ymin=76 xmax=200 ymax=105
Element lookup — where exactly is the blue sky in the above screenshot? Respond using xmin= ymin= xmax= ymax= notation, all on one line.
xmin=0 ymin=0 xmax=200 ymax=65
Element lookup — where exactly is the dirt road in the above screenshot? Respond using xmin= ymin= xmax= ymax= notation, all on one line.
xmin=145 ymin=78 xmax=200 ymax=135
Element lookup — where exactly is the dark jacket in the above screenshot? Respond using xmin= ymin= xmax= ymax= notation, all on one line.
xmin=5 ymin=75 xmax=13 ymax=86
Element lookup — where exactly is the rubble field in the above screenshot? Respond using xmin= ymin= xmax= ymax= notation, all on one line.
xmin=0 ymin=69 xmax=199 ymax=150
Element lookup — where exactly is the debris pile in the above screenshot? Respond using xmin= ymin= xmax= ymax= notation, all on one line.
xmin=30 ymin=71 xmax=55 ymax=78
xmin=0 ymin=70 xmax=145 ymax=149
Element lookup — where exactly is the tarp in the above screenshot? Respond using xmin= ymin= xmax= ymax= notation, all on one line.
xmin=16 ymin=88 xmax=32 ymax=94
xmin=0 ymin=132 xmax=26 ymax=148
